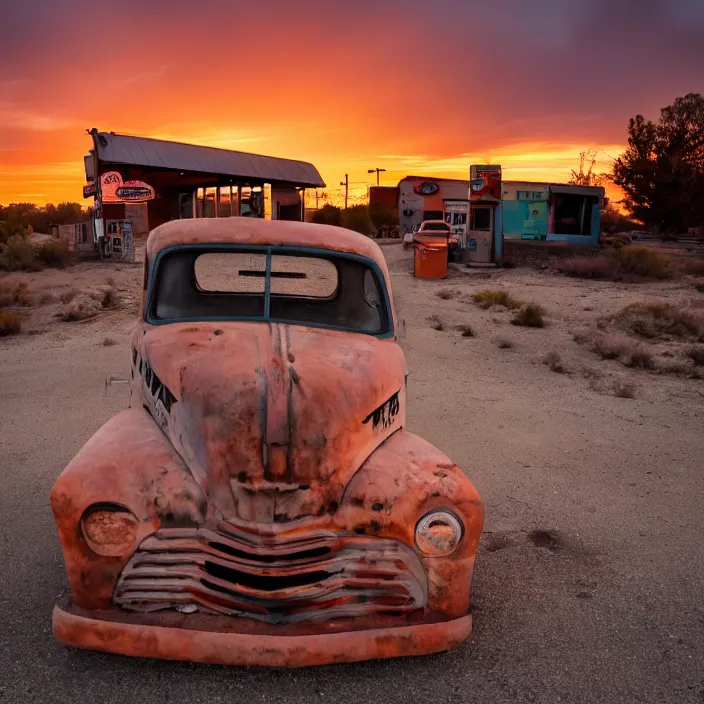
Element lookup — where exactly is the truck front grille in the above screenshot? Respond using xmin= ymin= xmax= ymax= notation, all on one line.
xmin=114 ymin=521 xmax=427 ymax=623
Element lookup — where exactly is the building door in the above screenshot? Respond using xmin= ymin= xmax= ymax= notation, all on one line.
xmin=467 ymin=205 xmax=494 ymax=264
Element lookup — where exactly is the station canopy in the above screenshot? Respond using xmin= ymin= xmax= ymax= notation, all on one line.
xmin=92 ymin=132 xmax=325 ymax=189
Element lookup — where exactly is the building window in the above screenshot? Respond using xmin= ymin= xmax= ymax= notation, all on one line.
xmin=203 ymin=187 xmax=217 ymax=218
xmin=240 ymin=186 xmax=252 ymax=216
xmin=470 ymin=207 xmax=491 ymax=231
xmin=218 ymin=186 xmax=232 ymax=217
xmin=553 ymin=194 xmax=598 ymax=235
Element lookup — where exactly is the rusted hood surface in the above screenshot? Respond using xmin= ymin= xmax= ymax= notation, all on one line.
xmin=135 ymin=322 xmax=407 ymax=522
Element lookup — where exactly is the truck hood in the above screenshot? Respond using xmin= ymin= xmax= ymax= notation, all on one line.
xmin=135 ymin=322 xmax=406 ymax=523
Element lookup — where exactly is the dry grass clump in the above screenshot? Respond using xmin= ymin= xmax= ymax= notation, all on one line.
xmin=543 ymin=350 xmax=566 ymax=373
xmin=437 ymin=289 xmax=460 ymax=300
xmin=614 ymin=381 xmax=637 ymax=399
xmin=62 ymin=294 xmax=102 ymax=321
xmin=559 ymin=246 xmax=672 ymax=282
xmin=687 ymin=345 xmax=704 ymax=365
xmin=35 ymin=239 xmax=73 ymax=268
xmin=59 ymin=289 xmax=77 ymax=304
xmin=682 ymin=258 xmax=704 ymax=277
xmin=39 ymin=291 xmax=54 ymax=304
xmin=0 ymin=235 xmax=37 ymax=271
xmin=101 ymin=284 xmax=120 ymax=308
xmin=0 ymin=311 xmax=23 ymax=336
xmin=615 ymin=301 xmax=704 ymax=341
xmin=427 ymin=315 xmax=444 ymax=331
xmin=658 ymin=359 xmax=698 ymax=377
xmin=497 ymin=338 xmax=513 ymax=349
xmin=61 ymin=285 xmax=120 ymax=322
xmin=577 ymin=330 xmax=655 ymax=369
xmin=0 ymin=280 xmax=31 ymax=306
xmin=455 ymin=324 xmax=475 ymax=338
xmin=472 ymin=289 xmax=522 ymax=310
xmin=511 ymin=303 xmax=546 ymax=328
xmin=622 ymin=346 xmax=656 ymax=370
xmin=102 ymin=337 xmax=117 ymax=347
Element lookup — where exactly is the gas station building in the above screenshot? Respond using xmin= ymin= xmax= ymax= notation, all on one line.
xmin=83 ymin=129 xmax=325 ymax=258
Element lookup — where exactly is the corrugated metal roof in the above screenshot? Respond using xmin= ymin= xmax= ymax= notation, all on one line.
xmin=95 ymin=132 xmax=325 ymax=188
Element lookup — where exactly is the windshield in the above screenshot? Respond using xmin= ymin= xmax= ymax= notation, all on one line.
xmin=147 ymin=246 xmax=391 ymax=335
xmin=421 ymin=222 xmax=450 ymax=232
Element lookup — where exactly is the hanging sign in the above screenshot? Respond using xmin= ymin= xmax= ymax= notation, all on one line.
xmin=100 ymin=171 xmax=155 ymax=203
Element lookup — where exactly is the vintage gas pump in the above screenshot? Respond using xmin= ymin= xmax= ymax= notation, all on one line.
xmin=466 ymin=165 xmax=502 ymax=266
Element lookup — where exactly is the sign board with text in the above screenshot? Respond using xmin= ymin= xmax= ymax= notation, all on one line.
xmin=469 ymin=165 xmax=501 ymax=202
xmin=101 ymin=171 xmax=156 ymax=203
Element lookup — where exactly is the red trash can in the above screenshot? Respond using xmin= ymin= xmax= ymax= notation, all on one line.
xmin=414 ymin=235 xmax=448 ymax=279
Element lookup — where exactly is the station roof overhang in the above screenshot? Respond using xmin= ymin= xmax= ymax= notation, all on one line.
xmin=89 ymin=131 xmax=325 ymax=189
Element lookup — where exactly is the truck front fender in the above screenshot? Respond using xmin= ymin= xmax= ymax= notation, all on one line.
xmin=338 ymin=430 xmax=484 ymax=618
xmin=50 ymin=407 xmax=206 ymax=609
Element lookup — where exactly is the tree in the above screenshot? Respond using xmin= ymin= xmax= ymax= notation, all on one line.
xmin=612 ymin=93 xmax=704 ymax=232
xmin=569 ymin=150 xmax=602 ymax=186
xmin=310 ymin=204 xmax=342 ymax=227
xmin=0 ymin=202 xmax=85 ymax=241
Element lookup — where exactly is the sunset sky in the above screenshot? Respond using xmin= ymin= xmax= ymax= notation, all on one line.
xmin=1 ymin=0 xmax=703 ymax=206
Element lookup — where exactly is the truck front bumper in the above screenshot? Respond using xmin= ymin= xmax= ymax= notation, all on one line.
xmin=53 ymin=603 xmax=472 ymax=667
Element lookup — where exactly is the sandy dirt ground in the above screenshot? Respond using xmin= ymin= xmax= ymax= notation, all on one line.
xmin=1 ymin=243 xmax=703 ymax=703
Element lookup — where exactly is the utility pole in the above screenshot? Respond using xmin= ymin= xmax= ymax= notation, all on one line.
xmin=367 ymin=167 xmax=387 ymax=186
xmin=340 ymin=174 xmax=349 ymax=209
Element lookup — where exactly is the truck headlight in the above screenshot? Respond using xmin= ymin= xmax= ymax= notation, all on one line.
xmin=415 ymin=510 xmax=463 ymax=556
xmin=81 ymin=504 xmax=139 ymax=557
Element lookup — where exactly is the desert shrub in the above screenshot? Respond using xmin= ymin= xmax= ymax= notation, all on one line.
xmin=310 ymin=205 xmax=342 ymax=227
xmin=580 ymin=330 xmax=635 ymax=360
xmin=615 ymin=301 xmax=704 ymax=341
xmin=61 ymin=286 xmax=119 ymax=322
xmin=600 ymin=207 xmax=643 ymax=234
xmin=39 ymin=292 xmax=54 ymax=304
xmin=455 ymin=324 xmax=474 ymax=337
xmin=59 ymin=289 xmax=76 ymax=304
xmin=543 ymin=350 xmax=565 ymax=372
xmin=688 ymin=345 xmax=704 ymax=365
xmin=614 ymin=382 xmax=636 ymax=398
xmin=62 ymin=294 xmax=102 ymax=321
xmin=437 ymin=289 xmax=459 ymax=300
xmin=100 ymin=284 xmax=120 ymax=308
xmin=497 ymin=339 xmax=513 ymax=349
xmin=369 ymin=204 xmax=398 ymax=231
xmin=0 ymin=234 xmax=73 ymax=271
xmin=579 ymin=329 xmax=656 ymax=370
xmin=35 ymin=239 xmax=73 ymax=268
xmin=473 ymin=289 xmax=522 ymax=310
xmin=0 ymin=280 xmax=31 ymax=306
xmin=559 ymin=246 xmax=672 ymax=281
xmin=14 ymin=282 xmax=31 ymax=305
xmin=659 ymin=360 xmax=696 ymax=377
xmin=0 ymin=235 xmax=37 ymax=271
xmin=0 ymin=311 xmax=22 ymax=336
xmin=622 ymin=346 xmax=656 ymax=370
xmin=341 ymin=205 xmax=374 ymax=235
xmin=682 ymin=259 xmax=704 ymax=276
xmin=512 ymin=303 xmax=546 ymax=328
xmin=427 ymin=315 xmax=444 ymax=331
xmin=102 ymin=337 xmax=117 ymax=346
